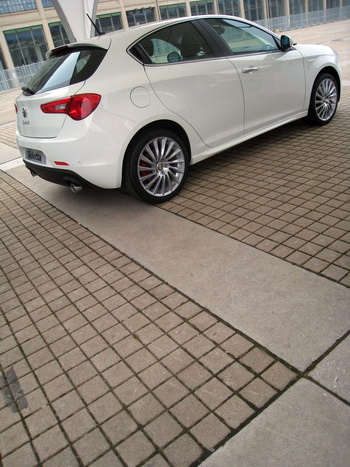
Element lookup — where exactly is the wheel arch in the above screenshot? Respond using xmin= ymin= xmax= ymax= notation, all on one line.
xmin=122 ymin=119 xmax=191 ymax=184
xmin=316 ymin=67 xmax=341 ymax=100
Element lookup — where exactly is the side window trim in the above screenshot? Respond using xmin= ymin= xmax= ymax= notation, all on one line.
xmin=129 ymin=43 xmax=153 ymax=64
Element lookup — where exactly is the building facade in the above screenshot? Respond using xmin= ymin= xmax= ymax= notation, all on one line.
xmin=0 ymin=0 xmax=349 ymax=70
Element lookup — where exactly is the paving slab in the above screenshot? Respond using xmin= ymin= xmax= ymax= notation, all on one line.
xmin=0 ymin=141 xmax=19 ymax=164
xmin=7 ymin=164 xmax=350 ymax=371
xmin=201 ymin=378 xmax=350 ymax=467
xmin=0 ymin=88 xmax=20 ymax=126
xmin=309 ymin=335 xmax=350 ymax=403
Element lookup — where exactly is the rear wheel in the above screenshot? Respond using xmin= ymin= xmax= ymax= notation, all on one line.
xmin=305 ymin=73 xmax=339 ymax=125
xmin=124 ymin=129 xmax=189 ymax=204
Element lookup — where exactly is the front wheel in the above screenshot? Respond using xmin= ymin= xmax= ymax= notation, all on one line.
xmin=305 ymin=73 xmax=339 ymax=126
xmin=124 ymin=129 xmax=189 ymax=204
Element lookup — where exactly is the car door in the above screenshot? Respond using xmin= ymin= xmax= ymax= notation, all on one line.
xmin=138 ymin=21 xmax=245 ymax=148
xmin=203 ymin=18 xmax=306 ymax=134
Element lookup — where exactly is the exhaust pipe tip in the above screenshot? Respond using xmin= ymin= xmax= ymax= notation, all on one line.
xmin=30 ymin=170 xmax=38 ymax=177
xmin=70 ymin=183 xmax=82 ymax=194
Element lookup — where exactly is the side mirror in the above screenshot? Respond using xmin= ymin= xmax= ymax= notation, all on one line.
xmin=280 ymin=35 xmax=293 ymax=51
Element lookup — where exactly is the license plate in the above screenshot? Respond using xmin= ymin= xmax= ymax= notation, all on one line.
xmin=26 ymin=149 xmax=44 ymax=163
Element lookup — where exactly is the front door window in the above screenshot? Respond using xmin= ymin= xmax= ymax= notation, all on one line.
xmin=205 ymin=18 xmax=279 ymax=54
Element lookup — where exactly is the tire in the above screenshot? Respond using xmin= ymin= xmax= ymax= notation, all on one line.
xmin=305 ymin=73 xmax=339 ymax=126
xmin=124 ymin=129 xmax=189 ymax=204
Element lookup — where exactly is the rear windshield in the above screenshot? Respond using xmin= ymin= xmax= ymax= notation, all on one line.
xmin=23 ymin=46 xmax=107 ymax=95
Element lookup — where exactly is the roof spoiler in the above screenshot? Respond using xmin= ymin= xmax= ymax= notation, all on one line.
xmin=46 ymin=36 xmax=111 ymax=60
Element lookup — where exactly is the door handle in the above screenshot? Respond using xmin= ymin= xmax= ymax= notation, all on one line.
xmin=242 ymin=66 xmax=259 ymax=73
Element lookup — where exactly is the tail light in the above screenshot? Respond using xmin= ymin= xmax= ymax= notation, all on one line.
xmin=15 ymin=104 xmax=18 ymax=113
xmin=41 ymin=94 xmax=101 ymax=120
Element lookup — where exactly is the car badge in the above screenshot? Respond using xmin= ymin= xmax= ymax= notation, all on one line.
xmin=22 ymin=108 xmax=28 ymax=118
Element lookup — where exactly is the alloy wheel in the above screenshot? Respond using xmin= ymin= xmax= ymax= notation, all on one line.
xmin=137 ymin=136 xmax=186 ymax=198
xmin=315 ymin=78 xmax=338 ymax=122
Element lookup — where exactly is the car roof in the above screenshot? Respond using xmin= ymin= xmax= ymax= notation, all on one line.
xmin=55 ymin=15 xmax=280 ymax=55
xmin=68 ymin=15 xmax=268 ymax=50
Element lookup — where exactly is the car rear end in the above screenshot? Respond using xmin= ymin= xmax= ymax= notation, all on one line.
xmin=15 ymin=36 xmax=129 ymax=190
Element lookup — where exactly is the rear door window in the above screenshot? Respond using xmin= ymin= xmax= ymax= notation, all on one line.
xmin=23 ymin=46 xmax=107 ymax=95
xmin=135 ymin=22 xmax=215 ymax=64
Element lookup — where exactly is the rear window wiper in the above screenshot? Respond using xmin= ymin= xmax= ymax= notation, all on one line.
xmin=22 ymin=86 xmax=35 ymax=95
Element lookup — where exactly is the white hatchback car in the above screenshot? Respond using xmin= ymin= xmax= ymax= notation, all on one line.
xmin=16 ymin=15 xmax=341 ymax=204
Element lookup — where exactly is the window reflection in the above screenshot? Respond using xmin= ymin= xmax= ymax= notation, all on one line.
xmin=218 ymin=0 xmax=240 ymax=16
xmin=4 ymin=26 xmax=47 ymax=67
xmin=190 ymin=0 xmax=214 ymax=15
xmin=0 ymin=0 xmax=36 ymax=14
xmin=160 ymin=3 xmax=187 ymax=20
xmin=244 ymin=0 xmax=264 ymax=21
xmin=49 ymin=22 xmax=70 ymax=47
xmin=96 ymin=13 xmax=122 ymax=34
xmin=127 ymin=8 xmax=155 ymax=27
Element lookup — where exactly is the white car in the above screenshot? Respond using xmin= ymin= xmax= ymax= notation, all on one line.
xmin=16 ymin=15 xmax=341 ymax=204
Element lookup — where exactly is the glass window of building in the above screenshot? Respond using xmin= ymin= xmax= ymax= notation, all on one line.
xmin=327 ymin=0 xmax=340 ymax=7
xmin=96 ymin=13 xmax=122 ymax=33
xmin=268 ymin=0 xmax=285 ymax=17
xmin=49 ymin=22 xmax=70 ymax=47
xmin=127 ymin=8 xmax=155 ymax=27
xmin=0 ymin=0 xmax=36 ymax=14
xmin=218 ymin=0 xmax=240 ymax=16
xmin=190 ymin=0 xmax=214 ymax=15
xmin=4 ymin=26 xmax=47 ymax=67
xmin=160 ymin=3 xmax=186 ymax=20
xmin=42 ymin=0 xmax=53 ymax=7
xmin=308 ymin=0 xmax=323 ymax=11
xmin=243 ymin=0 xmax=264 ymax=21
xmin=289 ymin=0 xmax=306 ymax=14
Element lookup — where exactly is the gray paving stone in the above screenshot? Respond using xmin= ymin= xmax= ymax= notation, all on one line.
xmin=73 ymin=428 xmax=109 ymax=465
xmin=32 ymin=425 xmax=68 ymax=462
xmin=0 ymin=421 xmax=29 ymax=457
xmin=309 ymin=336 xmax=350 ymax=403
xmin=1 ymin=442 xmax=37 ymax=467
xmin=201 ymin=379 xmax=350 ymax=467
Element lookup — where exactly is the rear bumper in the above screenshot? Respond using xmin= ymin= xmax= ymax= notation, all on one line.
xmin=16 ymin=107 xmax=137 ymax=189
xmin=24 ymin=161 xmax=97 ymax=189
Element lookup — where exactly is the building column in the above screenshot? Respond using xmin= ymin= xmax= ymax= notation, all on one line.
xmin=284 ymin=0 xmax=290 ymax=16
xmin=118 ymin=0 xmax=129 ymax=29
xmin=239 ymin=0 xmax=246 ymax=18
xmin=37 ymin=0 xmax=55 ymax=50
xmin=0 ymin=30 xmax=15 ymax=69
xmin=263 ymin=0 xmax=269 ymax=19
xmin=283 ymin=0 xmax=290 ymax=28
xmin=121 ymin=8 xmax=129 ymax=29
xmin=154 ymin=0 xmax=161 ymax=20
